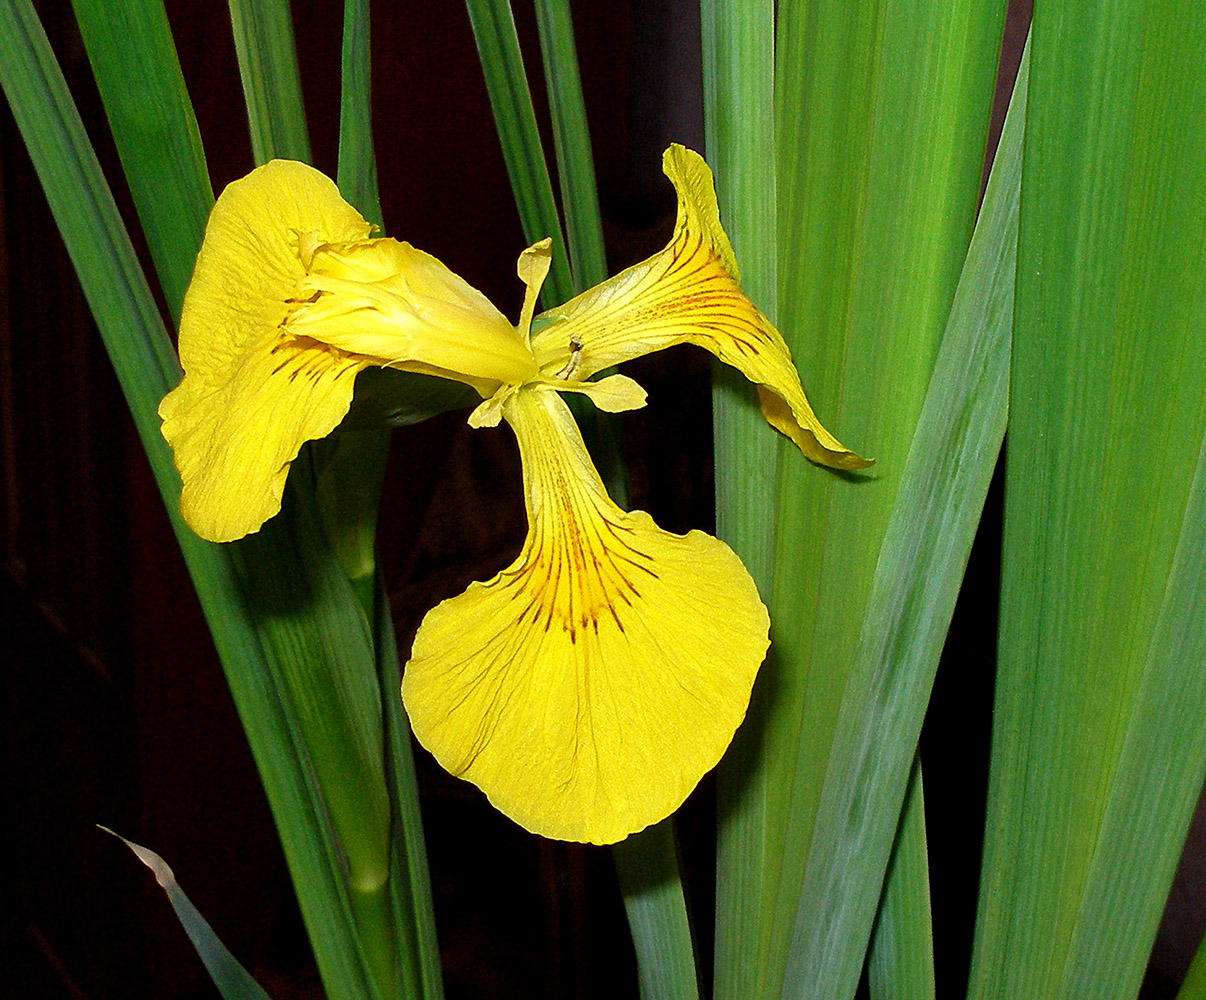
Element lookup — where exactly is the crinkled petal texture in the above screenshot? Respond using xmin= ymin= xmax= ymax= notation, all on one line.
xmin=159 ymin=159 xmax=375 ymax=542
xmin=530 ymin=143 xmax=870 ymax=471
xmin=403 ymin=388 xmax=769 ymax=844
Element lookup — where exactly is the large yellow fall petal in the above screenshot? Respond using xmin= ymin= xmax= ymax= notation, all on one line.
xmin=160 ymin=339 xmax=369 ymax=543
xmin=402 ymin=388 xmax=768 ymax=844
xmin=159 ymin=160 xmax=375 ymax=542
xmin=529 ymin=144 xmax=870 ymax=471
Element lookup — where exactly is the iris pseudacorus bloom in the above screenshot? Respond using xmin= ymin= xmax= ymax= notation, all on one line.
xmin=159 ymin=145 xmax=869 ymax=844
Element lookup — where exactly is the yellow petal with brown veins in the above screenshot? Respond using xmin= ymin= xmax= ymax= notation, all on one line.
xmin=402 ymin=388 xmax=769 ymax=844
xmin=530 ymin=144 xmax=871 ymax=471
xmin=159 ymin=160 xmax=375 ymax=542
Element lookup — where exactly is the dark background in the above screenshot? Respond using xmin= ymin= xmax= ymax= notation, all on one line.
xmin=2 ymin=1 xmax=1200 ymax=998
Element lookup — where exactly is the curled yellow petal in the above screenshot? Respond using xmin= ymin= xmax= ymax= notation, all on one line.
xmin=529 ymin=144 xmax=871 ymax=471
xmin=516 ymin=238 xmax=553 ymax=349
xmin=290 ymin=238 xmax=536 ymax=388
xmin=159 ymin=160 xmax=374 ymax=542
xmin=402 ymin=388 xmax=768 ymax=844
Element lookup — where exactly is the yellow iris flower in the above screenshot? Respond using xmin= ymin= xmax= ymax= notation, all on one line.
xmin=159 ymin=144 xmax=868 ymax=844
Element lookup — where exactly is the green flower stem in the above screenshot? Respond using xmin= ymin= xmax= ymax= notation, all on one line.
xmin=612 ymin=820 xmax=701 ymax=1000
xmin=314 ymin=429 xmax=392 ymax=620
xmin=350 ymin=884 xmax=399 ymax=998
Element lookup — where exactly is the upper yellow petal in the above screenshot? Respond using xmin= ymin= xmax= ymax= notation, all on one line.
xmin=159 ymin=160 xmax=374 ymax=542
xmin=529 ymin=144 xmax=871 ymax=471
xmin=288 ymin=238 xmax=537 ymax=389
xmin=402 ymin=388 xmax=768 ymax=844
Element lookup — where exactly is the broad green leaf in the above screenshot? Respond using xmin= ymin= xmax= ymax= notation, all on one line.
xmin=777 ymin=37 xmax=1021 ymax=1000
xmin=701 ymin=0 xmax=779 ymax=591
xmin=69 ymin=0 xmax=212 ymax=320
xmin=463 ymin=0 xmax=572 ymax=306
xmin=970 ymin=6 xmax=1206 ymax=997
xmin=232 ymin=466 xmax=391 ymax=914
xmin=531 ymin=0 xmax=606 ymax=292
xmin=228 ymin=0 xmax=310 ymax=164
xmin=866 ymin=761 xmax=935 ymax=1000
xmin=101 ymin=828 xmax=274 ymax=1000
xmin=710 ymin=3 xmax=1006 ymax=997
xmin=700 ymin=6 xmax=782 ymax=1000
xmin=612 ymin=820 xmax=701 ymax=1000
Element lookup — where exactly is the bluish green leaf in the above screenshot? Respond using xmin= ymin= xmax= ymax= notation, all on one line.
xmin=101 ymin=827 xmax=274 ymax=1000
xmin=969 ymin=5 xmax=1206 ymax=997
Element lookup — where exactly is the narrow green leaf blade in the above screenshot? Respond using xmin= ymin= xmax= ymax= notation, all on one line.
xmin=101 ymin=828 xmax=274 ymax=1000
xmin=969 ymin=5 xmax=1206 ymax=998
xmin=1057 ymin=429 xmax=1206 ymax=997
xmin=228 ymin=0 xmax=311 ymax=164
xmin=463 ymin=0 xmax=573 ymax=305
xmin=532 ymin=0 xmax=605 ymax=291
xmin=612 ymin=821 xmax=701 ymax=1000
xmin=1178 ymin=931 xmax=1206 ymax=1000
xmin=69 ymin=0 xmax=213 ymax=320
xmin=374 ymin=571 xmax=445 ymax=1000
xmin=337 ymin=0 xmax=382 ymax=228
xmin=866 ymin=761 xmax=936 ymax=1000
